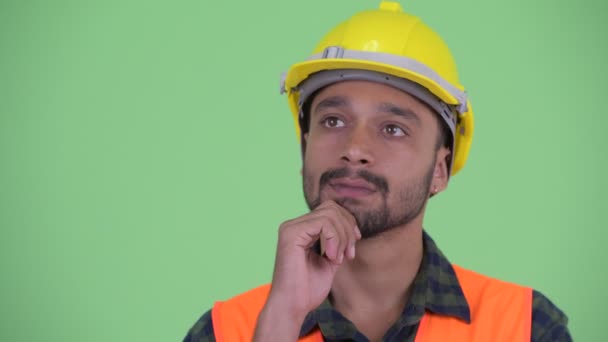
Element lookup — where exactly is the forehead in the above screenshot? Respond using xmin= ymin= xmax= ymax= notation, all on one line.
xmin=309 ymin=80 xmax=435 ymax=121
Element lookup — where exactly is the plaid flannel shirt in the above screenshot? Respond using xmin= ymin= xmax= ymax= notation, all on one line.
xmin=183 ymin=231 xmax=571 ymax=341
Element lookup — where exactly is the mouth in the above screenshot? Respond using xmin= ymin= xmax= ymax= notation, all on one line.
xmin=328 ymin=177 xmax=377 ymax=198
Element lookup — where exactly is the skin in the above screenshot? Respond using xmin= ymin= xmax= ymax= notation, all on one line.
xmin=254 ymin=80 xmax=451 ymax=342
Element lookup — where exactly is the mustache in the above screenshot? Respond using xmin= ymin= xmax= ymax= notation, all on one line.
xmin=319 ymin=167 xmax=389 ymax=194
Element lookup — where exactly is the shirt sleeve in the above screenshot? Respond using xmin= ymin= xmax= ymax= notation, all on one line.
xmin=183 ymin=309 xmax=216 ymax=342
xmin=531 ymin=290 xmax=572 ymax=342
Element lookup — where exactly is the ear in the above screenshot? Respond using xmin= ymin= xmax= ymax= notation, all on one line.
xmin=429 ymin=146 xmax=450 ymax=197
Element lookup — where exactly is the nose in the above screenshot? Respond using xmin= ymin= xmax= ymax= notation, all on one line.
xmin=341 ymin=125 xmax=375 ymax=167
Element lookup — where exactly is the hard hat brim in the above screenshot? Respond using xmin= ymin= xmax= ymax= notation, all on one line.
xmin=285 ymin=58 xmax=461 ymax=109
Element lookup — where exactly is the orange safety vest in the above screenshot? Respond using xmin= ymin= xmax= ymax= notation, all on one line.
xmin=211 ymin=265 xmax=532 ymax=341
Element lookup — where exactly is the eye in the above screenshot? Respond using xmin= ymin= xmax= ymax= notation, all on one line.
xmin=322 ymin=116 xmax=345 ymax=128
xmin=383 ymin=124 xmax=406 ymax=137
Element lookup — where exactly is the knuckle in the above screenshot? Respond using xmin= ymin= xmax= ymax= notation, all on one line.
xmin=278 ymin=221 xmax=297 ymax=236
xmin=322 ymin=200 xmax=340 ymax=210
xmin=317 ymin=214 xmax=336 ymax=227
xmin=318 ymin=200 xmax=333 ymax=208
xmin=343 ymin=212 xmax=356 ymax=226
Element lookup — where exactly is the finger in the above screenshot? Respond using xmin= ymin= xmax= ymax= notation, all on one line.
xmin=279 ymin=215 xmax=329 ymax=252
xmin=307 ymin=207 xmax=350 ymax=254
xmin=328 ymin=208 xmax=355 ymax=261
xmin=317 ymin=200 xmax=356 ymax=226
xmin=336 ymin=208 xmax=358 ymax=259
xmin=324 ymin=214 xmax=347 ymax=264
xmin=280 ymin=202 xmax=355 ymax=261
xmin=282 ymin=201 xmax=351 ymax=232
xmin=320 ymin=234 xmax=326 ymax=256
xmin=319 ymin=222 xmax=339 ymax=262
xmin=354 ymin=224 xmax=362 ymax=239
xmin=345 ymin=226 xmax=357 ymax=260
xmin=321 ymin=201 xmax=361 ymax=247
xmin=309 ymin=213 xmax=348 ymax=264
xmin=291 ymin=215 xmax=342 ymax=262
xmin=287 ymin=210 xmax=348 ymax=254
xmin=316 ymin=202 xmax=358 ymax=260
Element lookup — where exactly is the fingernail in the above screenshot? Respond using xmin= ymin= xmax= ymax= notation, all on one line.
xmin=350 ymin=244 xmax=356 ymax=259
xmin=338 ymin=252 xmax=344 ymax=264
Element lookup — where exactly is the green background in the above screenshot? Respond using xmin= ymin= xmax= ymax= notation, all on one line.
xmin=1 ymin=0 xmax=605 ymax=340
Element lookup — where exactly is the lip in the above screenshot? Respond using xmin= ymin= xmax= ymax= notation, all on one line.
xmin=328 ymin=177 xmax=376 ymax=198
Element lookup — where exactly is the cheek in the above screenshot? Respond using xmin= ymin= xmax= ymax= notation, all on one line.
xmin=303 ymin=142 xmax=338 ymax=197
xmin=375 ymin=146 xmax=416 ymax=179
xmin=304 ymin=133 xmax=340 ymax=166
xmin=302 ymin=152 xmax=321 ymax=190
xmin=302 ymin=163 xmax=322 ymax=202
xmin=307 ymin=129 xmax=341 ymax=150
xmin=378 ymin=151 xmax=430 ymax=193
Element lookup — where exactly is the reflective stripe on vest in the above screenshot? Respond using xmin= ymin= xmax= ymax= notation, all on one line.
xmin=211 ymin=264 xmax=532 ymax=342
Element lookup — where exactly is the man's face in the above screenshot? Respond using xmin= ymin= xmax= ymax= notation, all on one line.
xmin=302 ymin=80 xmax=449 ymax=239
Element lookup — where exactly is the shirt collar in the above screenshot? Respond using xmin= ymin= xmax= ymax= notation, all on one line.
xmin=299 ymin=230 xmax=471 ymax=338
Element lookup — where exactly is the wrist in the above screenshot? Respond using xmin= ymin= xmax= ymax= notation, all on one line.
xmin=253 ymin=296 xmax=307 ymax=342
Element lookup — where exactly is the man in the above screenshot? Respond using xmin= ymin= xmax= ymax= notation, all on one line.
xmin=184 ymin=1 xmax=571 ymax=341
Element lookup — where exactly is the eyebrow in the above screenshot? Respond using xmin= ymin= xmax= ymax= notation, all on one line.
xmin=312 ymin=96 xmax=421 ymax=126
xmin=313 ymin=95 xmax=350 ymax=114
xmin=378 ymin=102 xmax=421 ymax=126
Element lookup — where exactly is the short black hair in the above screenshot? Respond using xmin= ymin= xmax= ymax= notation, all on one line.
xmin=433 ymin=110 xmax=452 ymax=150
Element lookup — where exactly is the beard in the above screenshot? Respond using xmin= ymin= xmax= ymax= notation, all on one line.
xmin=303 ymin=162 xmax=434 ymax=239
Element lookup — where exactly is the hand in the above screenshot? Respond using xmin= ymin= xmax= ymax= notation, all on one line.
xmin=253 ymin=200 xmax=361 ymax=341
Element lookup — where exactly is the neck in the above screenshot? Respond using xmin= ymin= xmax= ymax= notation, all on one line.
xmin=330 ymin=219 xmax=424 ymax=312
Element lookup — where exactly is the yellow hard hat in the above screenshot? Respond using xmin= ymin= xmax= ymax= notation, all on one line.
xmin=280 ymin=1 xmax=474 ymax=176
